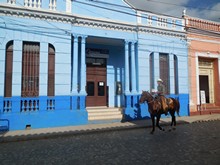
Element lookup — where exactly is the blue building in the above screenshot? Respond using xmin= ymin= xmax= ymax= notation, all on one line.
xmin=0 ymin=0 xmax=189 ymax=131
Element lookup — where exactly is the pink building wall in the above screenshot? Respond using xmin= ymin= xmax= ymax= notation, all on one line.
xmin=185 ymin=16 xmax=220 ymax=115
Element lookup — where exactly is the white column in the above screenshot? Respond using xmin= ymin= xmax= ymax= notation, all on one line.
xmin=131 ymin=41 xmax=137 ymax=94
xmin=196 ymin=54 xmax=200 ymax=105
xmin=12 ymin=40 xmax=22 ymax=96
xmin=72 ymin=36 xmax=78 ymax=94
xmin=80 ymin=36 xmax=87 ymax=95
xmin=124 ymin=40 xmax=130 ymax=94
xmin=66 ymin=0 xmax=72 ymax=13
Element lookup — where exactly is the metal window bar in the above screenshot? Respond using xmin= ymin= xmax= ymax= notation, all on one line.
xmin=22 ymin=42 xmax=39 ymax=97
xmin=159 ymin=54 xmax=169 ymax=94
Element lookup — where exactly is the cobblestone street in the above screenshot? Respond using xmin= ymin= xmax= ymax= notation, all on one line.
xmin=0 ymin=120 xmax=220 ymax=165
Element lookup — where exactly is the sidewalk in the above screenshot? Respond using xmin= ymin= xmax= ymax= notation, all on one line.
xmin=1 ymin=114 xmax=220 ymax=143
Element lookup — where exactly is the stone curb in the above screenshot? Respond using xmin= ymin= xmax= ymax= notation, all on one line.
xmin=1 ymin=115 xmax=220 ymax=143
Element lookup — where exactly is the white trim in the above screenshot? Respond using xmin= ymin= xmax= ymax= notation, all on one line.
xmin=66 ymin=0 xmax=71 ymax=13
xmin=195 ymin=53 xmax=200 ymax=105
xmin=188 ymin=37 xmax=220 ymax=44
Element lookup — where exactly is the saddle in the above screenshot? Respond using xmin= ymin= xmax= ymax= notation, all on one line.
xmin=156 ymin=95 xmax=168 ymax=113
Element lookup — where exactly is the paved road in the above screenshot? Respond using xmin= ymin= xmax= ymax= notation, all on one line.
xmin=0 ymin=121 xmax=220 ymax=165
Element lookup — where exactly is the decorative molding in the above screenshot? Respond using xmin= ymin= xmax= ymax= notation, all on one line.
xmin=0 ymin=4 xmax=75 ymax=24
xmin=138 ymin=26 xmax=186 ymax=38
xmin=0 ymin=4 xmax=186 ymax=38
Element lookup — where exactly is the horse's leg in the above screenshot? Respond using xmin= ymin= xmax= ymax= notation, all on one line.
xmin=170 ymin=110 xmax=176 ymax=131
xmin=150 ymin=114 xmax=155 ymax=134
xmin=156 ymin=114 xmax=164 ymax=131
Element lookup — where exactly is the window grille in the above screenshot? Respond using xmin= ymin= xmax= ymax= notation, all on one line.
xmin=21 ymin=42 xmax=40 ymax=97
xmin=174 ymin=55 xmax=179 ymax=94
xmin=159 ymin=53 xmax=169 ymax=94
xmin=149 ymin=53 xmax=154 ymax=91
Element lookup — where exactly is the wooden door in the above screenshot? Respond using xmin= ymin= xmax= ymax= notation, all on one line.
xmin=86 ymin=66 xmax=107 ymax=107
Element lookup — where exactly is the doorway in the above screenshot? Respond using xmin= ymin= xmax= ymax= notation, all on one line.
xmin=199 ymin=75 xmax=209 ymax=103
xmin=86 ymin=57 xmax=107 ymax=107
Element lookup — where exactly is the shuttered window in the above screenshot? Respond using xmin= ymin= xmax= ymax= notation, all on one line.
xmin=174 ymin=55 xmax=179 ymax=94
xmin=159 ymin=53 xmax=169 ymax=94
xmin=150 ymin=53 xmax=154 ymax=91
xmin=48 ymin=44 xmax=55 ymax=96
xmin=4 ymin=41 xmax=13 ymax=97
xmin=21 ymin=42 xmax=40 ymax=97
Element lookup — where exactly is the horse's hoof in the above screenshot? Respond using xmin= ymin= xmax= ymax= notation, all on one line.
xmin=162 ymin=128 xmax=165 ymax=131
xmin=150 ymin=131 xmax=154 ymax=134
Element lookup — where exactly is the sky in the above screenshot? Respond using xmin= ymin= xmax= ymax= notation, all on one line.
xmin=127 ymin=0 xmax=220 ymax=22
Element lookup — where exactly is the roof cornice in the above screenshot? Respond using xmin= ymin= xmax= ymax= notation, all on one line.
xmin=0 ymin=4 xmax=185 ymax=38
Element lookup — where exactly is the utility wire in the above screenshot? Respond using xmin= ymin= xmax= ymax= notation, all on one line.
xmin=72 ymin=0 xmax=220 ymax=36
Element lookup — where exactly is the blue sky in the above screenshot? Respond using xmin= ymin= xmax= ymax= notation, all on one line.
xmin=127 ymin=0 xmax=220 ymax=22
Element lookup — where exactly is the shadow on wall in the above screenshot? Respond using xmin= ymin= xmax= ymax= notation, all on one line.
xmin=121 ymin=103 xmax=150 ymax=122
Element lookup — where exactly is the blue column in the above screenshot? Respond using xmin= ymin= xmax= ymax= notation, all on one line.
xmin=124 ymin=40 xmax=130 ymax=94
xmin=131 ymin=41 xmax=137 ymax=94
xmin=72 ymin=36 xmax=78 ymax=95
xmin=80 ymin=36 xmax=87 ymax=95
xmin=154 ymin=52 xmax=160 ymax=88
xmin=169 ymin=53 xmax=175 ymax=94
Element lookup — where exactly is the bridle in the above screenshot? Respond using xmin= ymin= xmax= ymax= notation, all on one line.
xmin=143 ymin=92 xmax=155 ymax=104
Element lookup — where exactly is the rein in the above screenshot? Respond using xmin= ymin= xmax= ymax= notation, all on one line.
xmin=144 ymin=92 xmax=155 ymax=104
xmin=147 ymin=99 xmax=155 ymax=104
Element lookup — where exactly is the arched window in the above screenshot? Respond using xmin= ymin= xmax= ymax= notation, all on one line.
xmin=149 ymin=53 xmax=154 ymax=91
xmin=21 ymin=42 xmax=40 ymax=97
xmin=48 ymin=44 xmax=55 ymax=96
xmin=174 ymin=55 xmax=179 ymax=94
xmin=4 ymin=41 xmax=13 ymax=97
xmin=159 ymin=53 xmax=169 ymax=94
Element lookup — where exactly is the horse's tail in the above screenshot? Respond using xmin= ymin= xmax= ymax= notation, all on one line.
xmin=175 ymin=98 xmax=180 ymax=117
xmin=171 ymin=97 xmax=180 ymax=117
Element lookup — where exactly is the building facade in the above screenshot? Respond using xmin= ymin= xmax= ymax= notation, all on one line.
xmin=0 ymin=0 xmax=189 ymax=130
xmin=184 ymin=14 xmax=220 ymax=115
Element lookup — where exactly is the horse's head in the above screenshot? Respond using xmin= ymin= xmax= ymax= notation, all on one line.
xmin=139 ymin=91 xmax=153 ymax=104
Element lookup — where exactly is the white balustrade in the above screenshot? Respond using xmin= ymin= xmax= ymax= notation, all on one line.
xmin=24 ymin=0 xmax=41 ymax=8
xmin=7 ymin=0 xmax=16 ymax=4
xmin=49 ymin=0 xmax=56 ymax=10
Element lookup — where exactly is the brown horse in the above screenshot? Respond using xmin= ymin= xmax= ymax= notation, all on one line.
xmin=139 ymin=91 xmax=180 ymax=134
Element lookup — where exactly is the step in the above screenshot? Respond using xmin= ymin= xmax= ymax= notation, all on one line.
xmin=87 ymin=107 xmax=123 ymax=121
xmin=88 ymin=111 xmax=122 ymax=117
xmin=88 ymin=114 xmax=123 ymax=121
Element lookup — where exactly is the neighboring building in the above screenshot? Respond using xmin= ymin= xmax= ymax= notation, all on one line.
xmin=183 ymin=13 xmax=220 ymax=115
xmin=0 ymin=0 xmax=189 ymax=131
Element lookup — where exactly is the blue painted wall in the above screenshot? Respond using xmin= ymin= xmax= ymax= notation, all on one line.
xmin=0 ymin=0 xmax=189 ymax=130
xmin=72 ymin=0 xmax=137 ymax=24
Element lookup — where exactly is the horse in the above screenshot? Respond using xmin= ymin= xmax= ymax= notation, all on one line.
xmin=139 ymin=91 xmax=180 ymax=134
